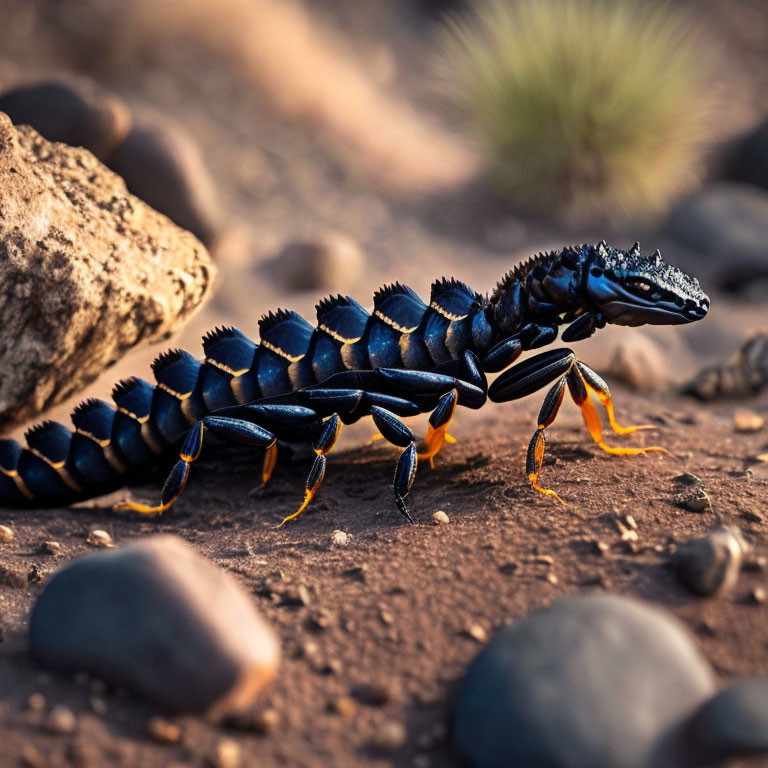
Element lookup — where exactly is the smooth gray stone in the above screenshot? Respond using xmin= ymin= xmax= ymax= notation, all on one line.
xmin=0 ymin=79 xmax=131 ymax=160
xmin=107 ymin=112 xmax=223 ymax=246
xmin=687 ymin=677 xmax=768 ymax=761
xmin=453 ymin=594 xmax=715 ymax=768
xmin=673 ymin=528 xmax=744 ymax=596
xmin=727 ymin=119 xmax=768 ymax=192
xmin=30 ymin=535 xmax=279 ymax=716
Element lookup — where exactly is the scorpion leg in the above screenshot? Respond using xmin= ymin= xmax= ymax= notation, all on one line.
xmin=369 ymin=406 xmax=418 ymax=522
xmin=525 ymin=376 xmax=568 ymax=505
xmin=114 ymin=416 xmax=275 ymax=515
xmin=565 ymin=366 xmax=670 ymax=458
xmin=278 ymin=414 xmax=341 ymax=526
xmin=418 ymin=388 xmax=459 ymax=468
xmin=575 ymin=362 xmax=655 ymax=436
xmin=489 ymin=348 xmax=667 ymax=504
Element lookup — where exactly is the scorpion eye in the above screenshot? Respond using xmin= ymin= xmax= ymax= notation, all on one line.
xmin=590 ymin=267 xmax=603 ymax=277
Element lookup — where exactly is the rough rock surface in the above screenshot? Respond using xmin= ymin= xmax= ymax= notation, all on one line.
xmin=30 ymin=535 xmax=279 ymax=716
xmin=453 ymin=594 xmax=715 ymax=768
xmin=0 ymin=113 xmax=215 ymax=431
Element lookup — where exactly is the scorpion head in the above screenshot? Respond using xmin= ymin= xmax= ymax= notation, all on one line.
xmin=585 ymin=241 xmax=709 ymax=326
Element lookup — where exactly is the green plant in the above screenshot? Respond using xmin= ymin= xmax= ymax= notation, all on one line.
xmin=438 ymin=0 xmax=714 ymax=220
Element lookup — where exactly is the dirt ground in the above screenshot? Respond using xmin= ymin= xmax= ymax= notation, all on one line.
xmin=0 ymin=1 xmax=767 ymax=766
xmin=1 ymin=387 xmax=767 ymax=768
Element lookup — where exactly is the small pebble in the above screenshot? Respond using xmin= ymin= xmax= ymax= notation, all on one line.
xmin=734 ymin=409 xmax=764 ymax=433
xmin=464 ymin=624 xmax=488 ymax=643
xmin=686 ymin=492 xmax=712 ymax=512
xmin=592 ymin=540 xmax=609 ymax=556
xmin=751 ymin=586 xmax=767 ymax=604
xmin=45 ymin=705 xmax=76 ymax=734
xmin=42 ymin=541 xmax=61 ymax=555
xmin=672 ymin=472 xmax=703 ymax=486
xmin=674 ymin=528 xmax=744 ymax=596
xmin=353 ymin=682 xmax=395 ymax=707
xmin=224 ymin=707 xmax=279 ymax=735
xmin=86 ymin=529 xmax=114 ymax=548
xmin=546 ymin=572 xmax=559 ymax=585
xmin=26 ymin=692 xmax=46 ymax=712
xmin=251 ymin=708 xmax=279 ymax=735
xmin=212 ymin=738 xmax=241 ymax=768
xmin=147 ymin=716 xmax=182 ymax=744
xmin=0 ymin=524 xmax=13 ymax=542
xmin=432 ymin=510 xmax=450 ymax=525
xmin=20 ymin=744 xmax=45 ymax=768
xmin=28 ymin=564 xmax=44 ymax=583
xmin=331 ymin=530 xmax=349 ymax=547
xmin=328 ymin=696 xmax=357 ymax=718
xmin=373 ymin=720 xmax=407 ymax=752
xmin=744 ymin=555 xmax=768 ymax=571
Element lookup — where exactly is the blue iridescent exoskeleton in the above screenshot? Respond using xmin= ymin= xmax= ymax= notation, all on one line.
xmin=0 ymin=242 xmax=709 ymax=523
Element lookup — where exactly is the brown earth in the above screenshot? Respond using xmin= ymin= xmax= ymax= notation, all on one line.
xmin=0 ymin=387 xmax=767 ymax=767
xmin=0 ymin=2 xmax=766 ymax=766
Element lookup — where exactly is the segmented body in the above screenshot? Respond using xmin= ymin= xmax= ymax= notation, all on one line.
xmin=0 ymin=242 xmax=709 ymax=515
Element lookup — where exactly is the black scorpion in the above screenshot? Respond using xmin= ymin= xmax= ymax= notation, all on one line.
xmin=0 ymin=242 xmax=709 ymax=524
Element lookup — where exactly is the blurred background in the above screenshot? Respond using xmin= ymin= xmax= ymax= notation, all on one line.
xmin=1 ymin=0 xmax=767 ymax=430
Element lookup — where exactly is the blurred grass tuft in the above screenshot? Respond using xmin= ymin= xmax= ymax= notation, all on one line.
xmin=438 ymin=0 xmax=715 ymax=221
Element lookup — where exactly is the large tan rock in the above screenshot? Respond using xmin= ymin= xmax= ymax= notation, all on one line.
xmin=0 ymin=112 xmax=215 ymax=431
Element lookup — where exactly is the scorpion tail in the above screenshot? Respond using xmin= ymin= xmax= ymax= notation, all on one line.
xmin=0 ymin=396 xmax=146 ymax=509
xmin=0 ymin=438 xmax=35 ymax=506
xmin=0 ymin=423 xmax=83 ymax=507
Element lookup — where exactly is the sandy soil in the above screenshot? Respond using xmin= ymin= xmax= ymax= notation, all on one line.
xmin=0 ymin=2 xmax=766 ymax=766
xmin=1 ymin=387 xmax=767 ymax=767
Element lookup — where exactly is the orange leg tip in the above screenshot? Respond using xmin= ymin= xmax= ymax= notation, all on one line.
xmin=112 ymin=500 xmax=170 ymax=516
xmin=262 ymin=444 xmax=278 ymax=485
xmin=528 ymin=474 xmax=567 ymax=506
xmin=444 ymin=433 xmax=457 ymax=444
xmin=369 ymin=433 xmax=385 ymax=443
xmin=277 ymin=489 xmax=313 ymax=528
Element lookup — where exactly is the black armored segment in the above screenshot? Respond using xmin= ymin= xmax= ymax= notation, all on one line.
xmin=0 ymin=242 xmax=710 ymax=519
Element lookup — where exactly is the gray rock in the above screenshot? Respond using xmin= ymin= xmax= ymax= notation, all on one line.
xmin=0 ymin=79 xmax=132 ymax=160
xmin=453 ymin=594 xmax=715 ymax=768
xmin=30 ymin=535 xmax=279 ymax=716
xmin=687 ymin=677 xmax=768 ymax=761
xmin=605 ymin=330 xmax=669 ymax=391
xmin=0 ymin=113 xmax=214 ymax=430
xmin=107 ymin=111 xmax=224 ymax=247
xmin=673 ymin=528 xmax=745 ymax=596
xmin=664 ymin=184 xmax=768 ymax=297
xmin=271 ymin=232 xmax=364 ymax=291
xmin=726 ymin=119 xmax=768 ymax=192
xmin=666 ymin=184 xmax=768 ymax=262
